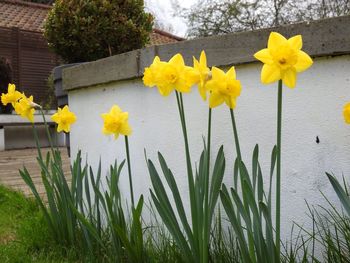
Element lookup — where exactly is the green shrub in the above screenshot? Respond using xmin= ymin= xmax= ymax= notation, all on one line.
xmin=44 ymin=0 xmax=153 ymax=63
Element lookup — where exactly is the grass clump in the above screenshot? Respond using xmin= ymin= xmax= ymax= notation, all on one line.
xmin=0 ymin=185 xmax=79 ymax=263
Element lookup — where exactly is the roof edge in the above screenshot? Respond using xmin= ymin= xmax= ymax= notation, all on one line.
xmin=0 ymin=0 xmax=51 ymax=9
xmin=153 ymin=28 xmax=185 ymax=41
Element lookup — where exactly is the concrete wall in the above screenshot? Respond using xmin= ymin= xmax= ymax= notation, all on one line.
xmin=0 ymin=112 xmax=66 ymax=150
xmin=4 ymin=126 xmax=65 ymax=150
xmin=63 ymin=16 xmax=350 ymax=242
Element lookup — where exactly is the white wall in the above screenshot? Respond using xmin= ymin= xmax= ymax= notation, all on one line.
xmin=68 ymin=55 xmax=350 ymax=242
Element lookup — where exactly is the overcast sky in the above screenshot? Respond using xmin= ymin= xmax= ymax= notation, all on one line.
xmin=144 ymin=0 xmax=197 ymax=37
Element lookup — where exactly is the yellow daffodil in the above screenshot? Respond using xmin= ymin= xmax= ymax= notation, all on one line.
xmin=205 ymin=66 xmax=241 ymax=109
xmin=193 ymin=51 xmax=210 ymax=100
xmin=254 ymin=32 xmax=313 ymax=88
xmin=143 ymin=54 xmax=199 ymax=96
xmin=343 ymin=103 xmax=350 ymax=124
xmin=101 ymin=105 xmax=132 ymax=139
xmin=143 ymin=56 xmax=164 ymax=87
xmin=51 ymin=105 xmax=77 ymax=133
xmin=14 ymin=95 xmax=35 ymax=123
xmin=1 ymin=83 xmax=23 ymax=106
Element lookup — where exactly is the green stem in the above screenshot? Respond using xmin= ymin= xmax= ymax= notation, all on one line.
xmin=39 ymin=109 xmax=59 ymax=164
xmin=276 ymin=79 xmax=283 ymax=260
xmin=39 ymin=109 xmax=54 ymax=150
xmin=230 ymin=109 xmax=242 ymax=161
xmin=124 ymin=135 xmax=134 ymax=208
xmin=175 ymin=91 xmax=198 ymax=258
xmin=202 ymin=107 xmax=212 ymax=263
xmin=31 ymin=123 xmax=43 ymax=161
xmin=230 ymin=108 xmax=255 ymax=261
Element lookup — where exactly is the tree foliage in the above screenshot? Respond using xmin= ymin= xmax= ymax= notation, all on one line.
xmin=44 ymin=0 xmax=153 ymax=63
xmin=182 ymin=0 xmax=350 ymax=37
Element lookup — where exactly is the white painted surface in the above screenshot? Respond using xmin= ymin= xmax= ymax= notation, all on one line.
xmin=68 ymin=55 xmax=350 ymax=242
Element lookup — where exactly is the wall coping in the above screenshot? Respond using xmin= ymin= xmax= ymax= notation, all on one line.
xmin=63 ymin=15 xmax=350 ymax=91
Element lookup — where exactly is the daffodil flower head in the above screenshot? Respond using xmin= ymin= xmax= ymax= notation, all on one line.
xmin=343 ymin=102 xmax=350 ymax=124
xmin=1 ymin=83 xmax=23 ymax=106
xmin=101 ymin=105 xmax=132 ymax=139
xmin=254 ymin=32 xmax=313 ymax=88
xmin=143 ymin=56 xmax=164 ymax=88
xmin=14 ymin=94 xmax=35 ymax=123
xmin=193 ymin=50 xmax=210 ymax=100
xmin=143 ymin=53 xmax=199 ymax=96
xmin=205 ymin=66 xmax=242 ymax=109
xmin=51 ymin=105 xmax=77 ymax=133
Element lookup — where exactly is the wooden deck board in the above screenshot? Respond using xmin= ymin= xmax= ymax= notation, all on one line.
xmin=0 ymin=147 xmax=71 ymax=197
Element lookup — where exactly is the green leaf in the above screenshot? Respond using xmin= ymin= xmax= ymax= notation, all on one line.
xmin=157 ymin=152 xmax=194 ymax=250
xmin=220 ymin=184 xmax=252 ymax=262
xmin=208 ymin=145 xmax=225 ymax=223
xmin=252 ymin=144 xmax=259 ymax=192
xmin=326 ymin=173 xmax=350 ymax=216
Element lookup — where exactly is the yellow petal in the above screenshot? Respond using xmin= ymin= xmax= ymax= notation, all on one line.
xmin=268 ymin=32 xmax=287 ymax=49
xmin=200 ymin=50 xmax=207 ymax=66
xmin=158 ymin=83 xmax=174 ymax=96
xmin=61 ymin=123 xmax=70 ymax=133
xmin=261 ymin=64 xmax=281 ymax=84
xmin=209 ymin=92 xmax=224 ymax=108
xmin=288 ymin=35 xmax=302 ymax=50
xmin=120 ymin=123 xmax=132 ymax=136
xmin=28 ymin=110 xmax=35 ymax=123
xmin=343 ymin=103 xmax=350 ymax=124
xmin=1 ymin=94 xmax=8 ymax=106
xmin=224 ymin=96 xmax=237 ymax=109
xmin=282 ymin=68 xmax=297 ymax=88
xmin=211 ymin=67 xmax=225 ymax=81
xmin=185 ymin=66 xmax=200 ymax=84
xmin=111 ymin=105 xmax=122 ymax=115
xmin=175 ymin=77 xmax=191 ymax=93
xmin=153 ymin=56 xmax=160 ymax=64
xmin=295 ymin=51 xmax=313 ymax=72
xmin=193 ymin=57 xmax=199 ymax=68
xmin=198 ymin=84 xmax=207 ymax=101
xmin=8 ymin=84 xmax=16 ymax=93
xmin=226 ymin=66 xmax=236 ymax=79
xmin=102 ymin=127 xmax=110 ymax=135
xmin=169 ymin=53 xmax=185 ymax=68
xmin=51 ymin=113 xmax=59 ymax=122
xmin=57 ymin=124 xmax=64 ymax=133
xmin=254 ymin=48 xmax=273 ymax=64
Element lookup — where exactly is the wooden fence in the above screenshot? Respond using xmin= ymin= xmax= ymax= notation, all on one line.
xmin=0 ymin=26 xmax=58 ymax=107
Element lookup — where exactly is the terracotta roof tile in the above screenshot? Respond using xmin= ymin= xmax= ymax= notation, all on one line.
xmin=149 ymin=28 xmax=184 ymax=46
xmin=0 ymin=0 xmax=184 ymax=45
xmin=0 ymin=0 xmax=50 ymax=32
